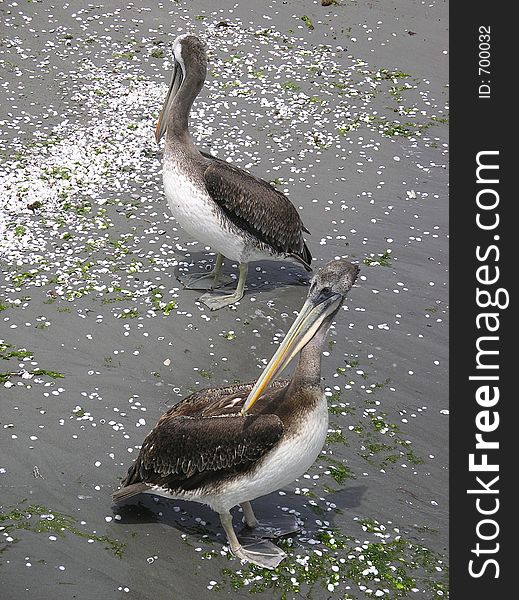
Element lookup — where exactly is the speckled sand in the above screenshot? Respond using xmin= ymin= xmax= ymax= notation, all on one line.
xmin=1 ymin=1 xmax=448 ymax=598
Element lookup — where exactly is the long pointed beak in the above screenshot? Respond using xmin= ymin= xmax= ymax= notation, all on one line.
xmin=155 ymin=61 xmax=183 ymax=143
xmin=240 ymin=291 xmax=343 ymax=415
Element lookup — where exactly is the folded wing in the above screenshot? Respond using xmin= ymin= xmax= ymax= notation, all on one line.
xmin=201 ymin=156 xmax=312 ymax=269
xmin=116 ymin=412 xmax=284 ymax=495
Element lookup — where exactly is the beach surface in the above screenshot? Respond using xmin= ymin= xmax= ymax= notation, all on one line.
xmin=1 ymin=1 xmax=448 ymax=598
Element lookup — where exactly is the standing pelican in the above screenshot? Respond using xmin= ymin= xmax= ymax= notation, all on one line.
xmin=112 ymin=259 xmax=359 ymax=568
xmin=155 ymin=34 xmax=312 ymax=310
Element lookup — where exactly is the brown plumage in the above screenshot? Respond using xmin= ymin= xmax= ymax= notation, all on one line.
xmin=201 ymin=156 xmax=312 ymax=269
xmin=112 ymin=259 xmax=360 ymax=569
xmin=155 ymin=33 xmax=313 ymax=309
xmin=113 ymin=380 xmax=288 ymax=500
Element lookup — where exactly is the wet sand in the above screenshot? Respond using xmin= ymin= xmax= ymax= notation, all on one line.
xmin=1 ymin=1 xmax=448 ymax=598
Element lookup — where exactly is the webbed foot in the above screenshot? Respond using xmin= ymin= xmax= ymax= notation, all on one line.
xmin=181 ymin=271 xmax=234 ymax=290
xmin=199 ymin=289 xmax=243 ymax=310
xmin=232 ymin=536 xmax=287 ymax=569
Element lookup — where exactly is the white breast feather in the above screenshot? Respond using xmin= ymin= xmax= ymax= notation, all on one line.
xmin=163 ymin=164 xmax=246 ymax=263
xmin=209 ymin=395 xmax=329 ymax=513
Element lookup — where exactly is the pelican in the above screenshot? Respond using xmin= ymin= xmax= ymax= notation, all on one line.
xmin=112 ymin=258 xmax=359 ymax=568
xmin=154 ymin=34 xmax=312 ymax=310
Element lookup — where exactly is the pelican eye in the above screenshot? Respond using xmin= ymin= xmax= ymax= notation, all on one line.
xmin=315 ymin=286 xmax=336 ymax=304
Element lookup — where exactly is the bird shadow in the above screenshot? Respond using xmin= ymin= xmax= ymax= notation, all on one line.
xmin=173 ymin=252 xmax=311 ymax=296
xmin=111 ymin=483 xmax=367 ymax=547
xmin=327 ymin=484 xmax=368 ymax=511
xmin=261 ymin=484 xmax=368 ymax=529
xmin=113 ymin=495 xmax=228 ymax=544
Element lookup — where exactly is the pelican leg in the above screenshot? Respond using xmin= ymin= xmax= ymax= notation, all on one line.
xmin=199 ymin=262 xmax=248 ymax=310
xmin=240 ymin=502 xmax=300 ymax=539
xmin=220 ymin=511 xmax=287 ymax=570
xmin=181 ymin=254 xmax=234 ymax=290
xmin=240 ymin=501 xmax=259 ymax=528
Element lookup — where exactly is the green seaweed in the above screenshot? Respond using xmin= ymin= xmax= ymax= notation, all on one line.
xmin=217 ymin=519 xmax=448 ymax=599
xmin=0 ymin=502 xmax=125 ymax=558
xmin=326 ymin=430 xmax=348 ymax=444
xmin=149 ymin=287 xmax=177 ymax=315
xmin=118 ymin=308 xmax=139 ymax=319
xmin=363 ymin=250 xmax=392 ymax=267
xmin=0 ymin=343 xmax=33 ymax=360
xmin=31 ymin=369 xmax=64 ymax=379
xmin=113 ymin=51 xmax=135 ymax=60
xmin=301 ymin=15 xmax=314 ymax=30
xmin=281 ymin=81 xmax=301 ymax=91
xmin=323 ymin=456 xmax=356 ymax=483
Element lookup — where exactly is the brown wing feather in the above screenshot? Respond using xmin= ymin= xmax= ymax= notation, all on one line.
xmin=114 ymin=381 xmax=291 ymax=498
xmin=162 ymin=379 xmax=288 ymax=418
xmin=120 ymin=413 xmax=284 ymax=493
xmin=201 ymin=156 xmax=312 ymax=269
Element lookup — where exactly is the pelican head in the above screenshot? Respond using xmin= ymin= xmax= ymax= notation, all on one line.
xmin=155 ymin=34 xmax=207 ymax=143
xmin=241 ymin=258 xmax=360 ymax=413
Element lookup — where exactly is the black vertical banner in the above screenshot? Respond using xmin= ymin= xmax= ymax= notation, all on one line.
xmin=450 ymin=4 xmax=513 ymax=598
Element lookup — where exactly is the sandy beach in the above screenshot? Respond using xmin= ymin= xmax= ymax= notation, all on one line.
xmin=1 ymin=1 xmax=448 ymax=598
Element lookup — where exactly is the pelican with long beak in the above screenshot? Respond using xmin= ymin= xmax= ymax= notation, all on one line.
xmin=154 ymin=34 xmax=312 ymax=310
xmin=112 ymin=259 xmax=360 ymax=568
